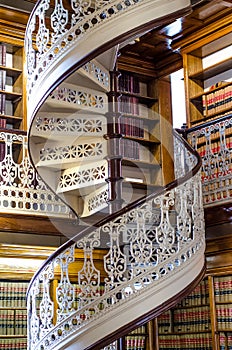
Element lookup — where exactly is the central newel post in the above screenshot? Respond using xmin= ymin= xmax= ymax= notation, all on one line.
xmin=105 ymin=68 xmax=124 ymax=215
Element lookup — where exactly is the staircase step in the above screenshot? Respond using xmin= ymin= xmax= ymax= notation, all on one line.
xmin=36 ymin=137 xmax=107 ymax=169
xmin=57 ymin=160 xmax=107 ymax=194
xmin=44 ymin=82 xmax=108 ymax=114
xmin=82 ymin=184 xmax=108 ymax=217
xmin=31 ymin=113 xmax=107 ymax=141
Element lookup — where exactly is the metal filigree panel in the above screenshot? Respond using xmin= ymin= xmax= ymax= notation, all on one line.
xmin=25 ymin=0 xmax=144 ymax=100
xmin=48 ymin=83 xmax=107 ymax=113
xmin=34 ymin=113 xmax=107 ymax=137
xmin=57 ymin=160 xmax=107 ymax=193
xmin=39 ymin=139 xmax=106 ymax=165
xmin=0 ymin=131 xmax=70 ymax=217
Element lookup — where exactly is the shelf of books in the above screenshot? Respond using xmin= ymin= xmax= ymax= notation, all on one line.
xmin=214 ymin=275 xmax=232 ymax=350
xmin=181 ymin=25 xmax=232 ymax=127
xmin=0 ymin=40 xmax=24 ymax=131
xmin=156 ymin=273 xmax=232 ymax=350
xmin=157 ymin=278 xmax=212 ymax=350
xmin=118 ymin=71 xmax=163 ymax=190
xmin=0 ymin=280 xmax=29 ymax=350
xmin=124 ymin=326 xmax=148 ymax=350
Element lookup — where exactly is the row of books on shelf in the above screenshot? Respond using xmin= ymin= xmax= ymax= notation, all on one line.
xmin=125 ymin=335 xmax=146 ymax=350
xmin=0 ymin=44 xmax=7 ymax=66
xmin=219 ymin=332 xmax=232 ymax=350
xmin=202 ymin=83 xmax=232 ymax=116
xmin=120 ymin=138 xmax=151 ymax=162
xmin=118 ymin=73 xmax=140 ymax=94
xmin=158 ymin=307 xmax=211 ymax=334
xmin=0 ymin=337 xmax=27 ymax=350
xmin=214 ymin=276 xmax=232 ymax=303
xmin=0 ymin=309 xmax=27 ymax=336
xmin=158 ymin=333 xmax=212 ymax=350
xmin=0 ymin=281 xmax=29 ymax=308
xmin=119 ymin=95 xmax=140 ymax=116
xmin=202 ymin=187 xmax=232 ymax=205
xmin=217 ymin=304 xmax=232 ymax=330
xmin=176 ymin=279 xmax=209 ymax=307
xmin=119 ymin=116 xmax=145 ymax=138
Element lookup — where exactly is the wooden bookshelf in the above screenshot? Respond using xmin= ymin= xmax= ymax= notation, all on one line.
xmin=0 ymin=39 xmax=25 ymax=131
xmin=118 ymin=70 xmax=174 ymax=190
xmin=181 ymin=27 xmax=232 ymax=127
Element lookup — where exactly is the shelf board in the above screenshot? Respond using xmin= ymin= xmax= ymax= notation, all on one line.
xmin=190 ymin=109 xmax=232 ymax=125
xmin=122 ymin=158 xmax=160 ymax=168
xmin=158 ymin=330 xmax=211 ymax=335
xmin=0 ymin=335 xmax=27 ymax=338
xmin=0 ymin=65 xmax=22 ymax=78
xmin=189 ymin=57 xmax=232 ymax=81
xmin=123 ymin=180 xmax=162 ymax=191
xmin=0 ymin=90 xmax=22 ymax=102
xmin=190 ymin=81 xmax=232 ymax=101
xmin=122 ymin=135 xmax=160 ymax=144
xmin=0 ymin=114 xmax=23 ymax=121
xmin=119 ymin=90 xmax=157 ymax=104
xmin=120 ymin=113 xmax=159 ymax=123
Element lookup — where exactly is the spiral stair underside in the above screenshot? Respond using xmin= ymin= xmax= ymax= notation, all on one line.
xmin=25 ymin=0 xmax=206 ymax=349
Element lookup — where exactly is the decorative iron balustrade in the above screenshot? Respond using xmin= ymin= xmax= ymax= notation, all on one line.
xmin=0 ymin=130 xmax=70 ymax=217
xmin=25 ymin=0 xmax=143 ymax=98
xmin=25 ymin=0 xmax=191 ymax=121
xmin=186 ymin=114 xmax=232 ymax=206
xmin=27 ymin=131 xmax=204 ymax=350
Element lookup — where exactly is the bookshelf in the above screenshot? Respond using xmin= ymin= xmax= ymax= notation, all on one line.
xmin=181 ymin=29 xmax=232 ymax=127
xmin=0 ymin=39 xmax=25 ymax=131
xmin=155 ymin=272 xmax=232 ymax=350
xmin=0 ymin=280 xmax=29 ymax=350
xmin=118 ymin=70 xmax=173 ymax=192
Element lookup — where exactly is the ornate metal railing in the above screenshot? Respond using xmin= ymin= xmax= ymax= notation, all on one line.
xmin=27 ymin=131 xmax=205 ymax=350
xmin=25 ymin=0 xmax=191 ymax=120
xmin=186 ymin=113 xmax=232 ymax=207
xmin=0 ymin=129 xmax=69 ymax=217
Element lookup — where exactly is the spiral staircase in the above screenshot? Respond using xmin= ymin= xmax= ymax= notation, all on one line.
xmin=25 ymin=0 xmax=206 ymax=349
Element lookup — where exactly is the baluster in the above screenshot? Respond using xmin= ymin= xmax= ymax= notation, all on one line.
xmin=154 ymin=192 xmax=177 ymax=261
xmin=77 ymin=230 xmax=101 ymax=309
xmin=176 ymin=183 xmax=192 ymax=242
xmin=103 ymin=220 xmax=127 ymax=289
xmin=36 ymin=0 xmax=50 ymax=55
xmin=39 ymin=262 xmax=54 ymax=336
xmin=27 ymin=278 xmax=40 ymax=348
xmin=55 ymin=245 xmax=75 ymax=322
xmin=51 ymin=0 xmax=68 ymax=43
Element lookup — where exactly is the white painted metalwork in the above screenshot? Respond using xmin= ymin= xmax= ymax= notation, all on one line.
xmin=24 ymin=0 xmax=204 ymax=348
xmin=27 ymin=133 xmax=205 ymax=350
xmin=187 ymin=115 xmax=232 ymax=206
xmin=57 ymin=160 xmax=107 ymax=194
xmin=47 ymin=83 xmax=108 ymax=114
xmin=0 ymin=131 xmax=69 ymax=217
xmin=25 ymin=0 xmax=191 ymax=119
